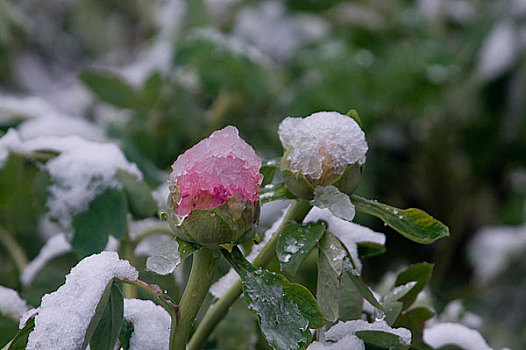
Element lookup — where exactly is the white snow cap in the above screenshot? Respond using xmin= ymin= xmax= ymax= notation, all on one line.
xmin=124 ymin=299 xmax=171 ymax=350
xmin=0 ymin=130 xmax=142 ymax=229
xmin=0 ymin=286 xmax=29 ymax=320
xmin=423 ymin=323 xmax=493 ymax=350
xmin=278 ymin=111 xmax=368 ymax=180
xmin=304 ymin=207 xmax=385 ymax=272
xmin=26 ymin=251 xmax=138 ymax=350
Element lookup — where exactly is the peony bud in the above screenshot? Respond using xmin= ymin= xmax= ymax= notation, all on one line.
xmin=167 ymin=126 xmax=261 ymax=245
xmin=278 ymin=111 xmax=368 ymax=200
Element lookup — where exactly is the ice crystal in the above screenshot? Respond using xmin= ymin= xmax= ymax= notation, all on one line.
xmin=312 ymin=185 xmax=355 ymax=221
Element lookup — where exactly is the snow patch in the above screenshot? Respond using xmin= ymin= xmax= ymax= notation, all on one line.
xmin=0 ymin=286 xmax=29 ymax=320
xmin=123 ymin=298 xmax=171 ymax=350
xmin=423 ymin=323 xmax=493 ymax=350
xmin=26 ymin=251 xmax=138 ymax=350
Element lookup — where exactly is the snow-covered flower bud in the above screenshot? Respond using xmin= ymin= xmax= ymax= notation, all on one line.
xmin=278 ymin=111 xmax=368 ymax=200
xmin=167 ymin=126 xmax=261 ymax=246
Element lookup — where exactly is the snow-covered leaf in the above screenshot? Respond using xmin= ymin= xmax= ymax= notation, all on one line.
xmin=317 ymin=231 xmax=345 ymax=322
xmin=224 ymin=247 xmax=325 ymax=350
xmin=351 ymin=195 xmax=449 ymax=244
xmin=277 ymin=221 xmax=326 ymax=276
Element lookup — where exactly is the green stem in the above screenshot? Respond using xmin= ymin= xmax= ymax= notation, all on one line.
xmin=0 ymin=224 xmax=28 ymax=274
xmin=119 ymin=228 xmax=136 ymax=299
xmin=172 ymin=247 xmax=220 ymax=350
xmin=188 ymin=200 xmax=312 ymax=350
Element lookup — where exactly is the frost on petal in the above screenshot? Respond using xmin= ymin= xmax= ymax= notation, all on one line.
xmin=423 ymin=323 xmax=493 ymax=350
xmin=168 ymin=126 xmax=262 ymax=216
xmin=278 ymin=111 xmax=368 ymax=180
xmin=146 ymin=240 xmax=181 ymax=275
xmin=312 ymin=185 xmax=355 ymax=221
xmin=21 ymin=233 xmax=72 ymax=287
xmin=325 ymin=320 xmax=411 ymax=346
xmin=304 ymin=207 xmax=385 ymax=272
xmin=26 ymin=251 xmax=138 ymax=350
xmin=124 ymin=299 xmax=171 ymax=350
xmin=0 ymin=286 xmax=29 ymax=320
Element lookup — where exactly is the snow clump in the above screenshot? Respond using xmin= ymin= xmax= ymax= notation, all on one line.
xmin=123 ymin=298 xmax=171 ymax=350
xmin=278 ymin=111 xmax=368 ymax=180
xmin=26 ymin=251 xmax=138 ymax=350
xmin=0 ymin=286 xmax=29 ymax=320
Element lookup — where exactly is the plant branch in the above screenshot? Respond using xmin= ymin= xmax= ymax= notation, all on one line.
xmin=131 ymin=224 xmax=174 ymax=249
xmin=188 ymin=200 xmax=312 ymax=350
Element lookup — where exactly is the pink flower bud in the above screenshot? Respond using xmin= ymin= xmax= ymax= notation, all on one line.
xmin=167 ymin=126 xmax=262 ymax=245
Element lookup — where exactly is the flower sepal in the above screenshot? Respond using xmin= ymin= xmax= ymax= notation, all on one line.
xmin=167 ymin=194 xmax=260 ymax=246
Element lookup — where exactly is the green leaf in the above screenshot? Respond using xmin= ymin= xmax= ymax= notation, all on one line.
xmin=260 ymin=159 xmax=280 ymax=187
xmin=224 ymin=247 xmax=325 ymax=350
xmin=346 ymin=109 xmax=363 ymax=128
xmin=0 ymin=154 xmax=39 ymax=235
xmin=355 ymin=330 xmax=409 ymax=349
xmin=338 ymin=269 xmax=363 ymax=321
xmin=0 ymin=317 xmax=19 ymax=348
xmin=382 ymin=282 xmax=417 ymax=325
xmin=7 ymin=316 xmax=34 ymax=350
xmin=351 ymin=195 xmax=449 ymax=244
xmin=394 ymin=263 xmax=434 ymax=310
xmin=344 ymin=264 xmax=384 ymax=313
xmin=89 ymin=284 xmax=124 ymax=350
xmin=118 ymin=320 xmax=133 ymax=350
xmin=72 ymin=188 xmax=127 ymax=258
xmin=277 ymin=221 xmax=326 ymax=276
xmin=141 ymin=72 xmax=163 ymax=108
xmin=394 ymin=307 xmax=435 ymax=343
xmin=317 ymin=231 xmax=345 ymax=322
xmin=259 ymin=182 xmax=296 ymax=204
xmin=80 ymin=70 xmax=139 ymax=109
xmin=115 ymin=169 xmax=157 ymax=219
xmin=357 ymin=241 xmax=386 ymax=258
xmin=81 ymin=282 xmax=121 ymax=350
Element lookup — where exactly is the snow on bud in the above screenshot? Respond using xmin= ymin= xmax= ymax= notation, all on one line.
xmin=278 ymin=111 xmax=368 ymax=200
xmin=167 ymin=126 xmax=262 ymax=245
